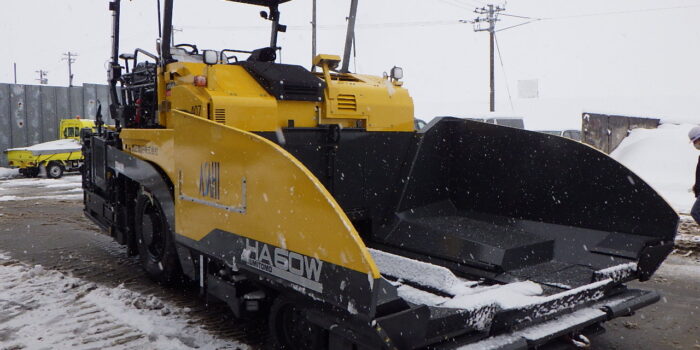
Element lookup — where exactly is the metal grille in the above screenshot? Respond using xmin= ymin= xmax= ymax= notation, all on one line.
xmin=214 ymin=109 xmax=226 ymax=124
xmin=336 ymin=94 xmax=357 ymax=111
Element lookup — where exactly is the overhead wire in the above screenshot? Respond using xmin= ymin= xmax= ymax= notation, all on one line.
xmin=459 ymin=0 xmax=490 ymax=9
xmin=436 ymin=0 xmax=472 ymax=11
xmin=176 ymin=3 xmax=700 ymax=33
xmin=499 ymin=13 xmax=541 ymax=20
xmin=493 ymin=33 xmax=514 ymax=112
xmin=181 ymin=20 xmax=462 ymax=31
xmin=496 ymin=19 xmax=540 ymax=32
xmin=491 ymin=4 xmax=700 ymax=35
xmin=495 ymin=4 xmax=700 ymax=32
xmin=541 ymin=4 xmax=700 ymax=20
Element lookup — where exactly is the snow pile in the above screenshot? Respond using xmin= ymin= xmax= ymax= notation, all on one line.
xmin=0 ymin=167 xmax=19 ymax=179
xmin=0 ymin=252 xmax=247 ymax=350
xmin=610 ymin=123 xmax=697 ymax=213
xmin=6 ymin=138 xmax=81 ymax=155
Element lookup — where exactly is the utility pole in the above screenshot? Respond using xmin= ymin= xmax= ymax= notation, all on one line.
xmin=311 ymin=0 xmax=317 ymax=71
xmin=341 ymin=0 xmax=359 ymax=73
xmin=35 ymin=70 xmax=48 ymax=85
xmin=62 ymin=52 xmax=78 ymax=87
xmin=13 ymin=63 xmax=17 ymax=84
xmin=473 ymin=4 xmax=505 ymax=112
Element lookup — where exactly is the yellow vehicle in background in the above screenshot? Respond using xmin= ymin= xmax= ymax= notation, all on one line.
xmin=4 ymin=118 xmax=95 ymax=178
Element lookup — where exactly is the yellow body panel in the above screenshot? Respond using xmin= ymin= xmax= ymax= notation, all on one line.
xmin=120 ymin=128 xmax=176 ymax=180
xmin=5 ymin=148 xmax=82 ymax=168
xmin=161 ymin=59 xmax=414 ymax=132
xmin=123 ymin=110 xmax=381 ymax=277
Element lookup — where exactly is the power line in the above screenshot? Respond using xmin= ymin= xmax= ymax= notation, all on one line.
xmin=462 ymin=0 xmax=490 ymax=9
xmin=496 ymin=19 xmax=539 ymax=33
xmin=456 ymin=0 xmax=491 ymax=9
xmin=493 ymin=33 xmax=514 ymax=112
xmin=542 ymin=4 xmax=700 ymax=20
xmin=494 ymin=4 xmax=700 ymax=33
xmin=181 ymin=20 xmax=462 ymax=31
xmin=500 ymin=13 xmax=541 ymax=20
xmin=497 ymin=4 xmax=700 ymax=26
xmin=436 ymin=0 xmax=472 ymax=11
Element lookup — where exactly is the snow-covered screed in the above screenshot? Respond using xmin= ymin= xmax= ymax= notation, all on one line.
xmin=0 ymin=252 xmax=248 ymax=349
xmin=369 ymin=248 xmax=617 ymax=331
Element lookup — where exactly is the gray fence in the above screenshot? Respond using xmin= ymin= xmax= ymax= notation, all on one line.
xmin=0 ymin=83 xmax=115 ymax=166
xmin=582 ymin=113 xmax=660 ymax=154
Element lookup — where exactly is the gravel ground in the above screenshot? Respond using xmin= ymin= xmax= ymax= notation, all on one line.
xmin=0 ymin=174 xmax=698 ymax=349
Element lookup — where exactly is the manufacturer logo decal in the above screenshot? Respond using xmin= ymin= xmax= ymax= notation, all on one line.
xmin=126 ymin=144 xmax=158 ymax=155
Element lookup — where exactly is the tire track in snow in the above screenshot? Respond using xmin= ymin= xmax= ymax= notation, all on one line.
xmin=0 ymin=253 xmax=248 ymax=349
xmin=0 ymin=176 xmax=267 ymax=348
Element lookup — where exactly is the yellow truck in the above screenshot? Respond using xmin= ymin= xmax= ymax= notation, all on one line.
xmin=4 ymin=118 xmax=95 ymax=178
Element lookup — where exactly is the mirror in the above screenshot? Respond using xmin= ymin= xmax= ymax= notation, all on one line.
xmin=203 ymin=50 xmax=218 ymax=65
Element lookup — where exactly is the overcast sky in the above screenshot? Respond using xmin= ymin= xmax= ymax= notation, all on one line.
xmin=1 ymin=0 xmax=699 ymax=128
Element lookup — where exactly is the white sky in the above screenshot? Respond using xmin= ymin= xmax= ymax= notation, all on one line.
xmin=1 ymin=0 xmax=699 ymax=129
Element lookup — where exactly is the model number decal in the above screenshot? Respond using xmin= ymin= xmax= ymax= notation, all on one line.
xmin=243 ymin=239 xmax=324 ymax=293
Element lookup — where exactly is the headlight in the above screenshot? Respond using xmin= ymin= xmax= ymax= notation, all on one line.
xmin=390 ymin=66 xmax=403 ymax=80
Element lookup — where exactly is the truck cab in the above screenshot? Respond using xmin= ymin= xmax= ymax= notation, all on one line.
xmin=60 ymin=118 xmax=96 ymax=140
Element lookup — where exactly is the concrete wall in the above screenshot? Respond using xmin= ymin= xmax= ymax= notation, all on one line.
xmin=0 ymin=83 xmax=115 ymax=166
xmin=582 ymin=113 xmax=660 ymax=154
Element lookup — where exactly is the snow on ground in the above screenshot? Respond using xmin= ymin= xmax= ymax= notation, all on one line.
xmin=610 ymin=123 xmax=697 ymax=213
xmin=0 ymin=251 xmax=247 ymax=350
xmin=676 ymin=233 xmax=700 ymax=248
xmin=456 ymin=307 xmax=606 ymax=350
xmin=0 ymin=168 xmax=19 ymax=180
xmin=0 ymin=174 xmax=83 ymax=202
xmin=0 ymin=193 xmax=83 ymax=202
